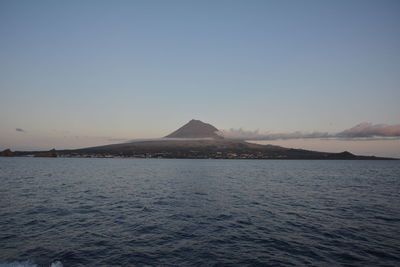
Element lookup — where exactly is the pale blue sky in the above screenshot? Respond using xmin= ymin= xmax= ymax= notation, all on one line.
xmin=1 ymin=0 xmax=399 ymax=155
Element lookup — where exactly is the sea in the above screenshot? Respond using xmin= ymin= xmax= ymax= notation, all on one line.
xmin=0 ymin=158 xmax=399 ymax=267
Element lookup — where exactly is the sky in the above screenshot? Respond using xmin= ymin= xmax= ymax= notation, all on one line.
xmin=0 ymin=0 xmax=399 ymax=157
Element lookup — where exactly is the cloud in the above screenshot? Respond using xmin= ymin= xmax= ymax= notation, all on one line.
xmin=107 ymin=138 xmax=129 ymax=142
xmin=218 ymin=129 xmax=332 ymax=140
xmin=337 ymin=123 xmax=400 ymax=138
xmin=15 ymin=128 xmax=26 ymax=133
xmin=218 ymin=123 xmax=400 ymax=141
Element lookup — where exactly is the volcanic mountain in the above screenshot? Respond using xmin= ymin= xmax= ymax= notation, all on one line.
xmin=11 ymin=120 xmax=395 ymax=159
xmin=165 ymin=119 xmax=223 ymax=139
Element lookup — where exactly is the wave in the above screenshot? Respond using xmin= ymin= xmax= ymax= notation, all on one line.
xmin=0 ymin=261 xmax=62 ymax=267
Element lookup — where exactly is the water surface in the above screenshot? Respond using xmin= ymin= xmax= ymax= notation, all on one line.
xmin=1 ymin=158 xmax=399 ymax=266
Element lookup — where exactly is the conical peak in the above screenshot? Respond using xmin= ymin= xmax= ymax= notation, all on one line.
xmin=186 ymin=119 xmax=210 ymax=126
xmin=165 ymin=120 xmax=223 ymax=139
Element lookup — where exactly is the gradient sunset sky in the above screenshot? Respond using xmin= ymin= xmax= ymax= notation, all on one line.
xmin=1 ymin=0 xmax=399 ymax=157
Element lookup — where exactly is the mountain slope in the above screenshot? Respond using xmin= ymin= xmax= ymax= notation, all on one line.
xmin=49 ymin=139 xmax=392 ymax=159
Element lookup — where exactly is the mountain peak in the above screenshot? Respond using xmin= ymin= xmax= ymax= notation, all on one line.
xmin=165 ymin=120 xmax=223 ymax=139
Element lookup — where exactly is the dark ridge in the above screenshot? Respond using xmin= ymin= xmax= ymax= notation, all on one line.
xmin=1 ymin=148 xmax=14 ymax=157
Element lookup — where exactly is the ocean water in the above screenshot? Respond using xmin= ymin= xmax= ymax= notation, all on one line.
xmin=0 ymin=158 xmax=399 ymax=267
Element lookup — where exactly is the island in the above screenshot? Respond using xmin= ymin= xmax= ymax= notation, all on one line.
xmin=2 ymin=120 xmax=396 ymax=160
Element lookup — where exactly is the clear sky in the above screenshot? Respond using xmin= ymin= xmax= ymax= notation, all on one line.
xmin=1 ymin=0 xmax=399 ymax=157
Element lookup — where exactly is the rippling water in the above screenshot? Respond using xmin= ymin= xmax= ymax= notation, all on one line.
xmin=0 ymin=158 xmax=399 ymax=266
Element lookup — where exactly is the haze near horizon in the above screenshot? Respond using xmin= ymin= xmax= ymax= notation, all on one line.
xmin=1 ymin=0 xmax=399 ymax=157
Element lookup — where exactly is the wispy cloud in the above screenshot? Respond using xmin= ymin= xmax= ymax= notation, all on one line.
xmin=107 ymin=138 xmax=129 ymax=142
xmin=218 ymin=123 xmax=400 ymax=141
xmin=15 ymin=128 xmax=26 ymax=133
xmin=217 ymin=129 xmax=331 ymax=140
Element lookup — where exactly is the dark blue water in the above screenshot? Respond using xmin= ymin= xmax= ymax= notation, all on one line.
xmin=0 ymin=158 xmax=399 ymax=267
